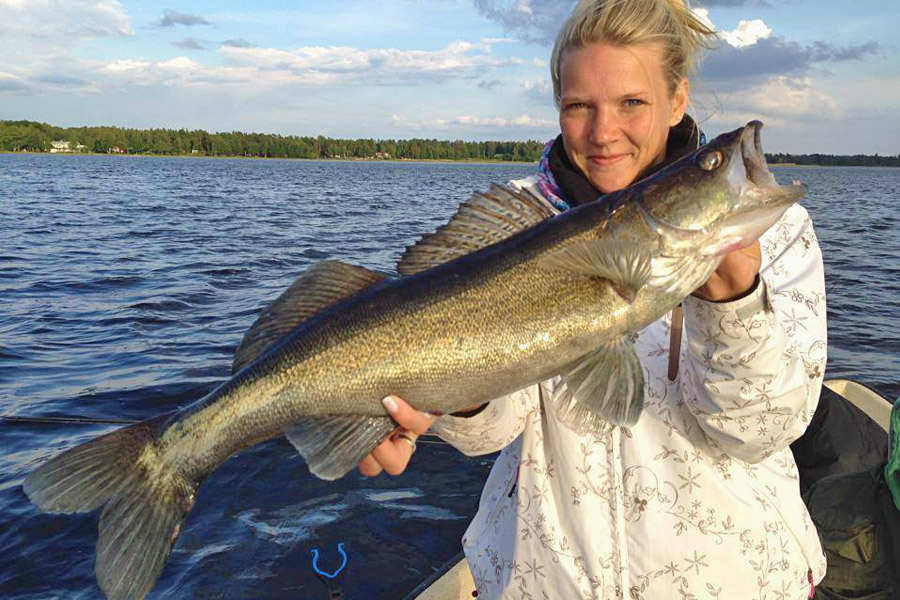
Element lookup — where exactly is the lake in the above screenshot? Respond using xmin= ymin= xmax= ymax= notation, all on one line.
xmin=1 ymin=154 xmax=898 ymax=599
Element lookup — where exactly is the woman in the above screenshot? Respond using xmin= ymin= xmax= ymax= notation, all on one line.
xmin=361 ymin=1 xmax=827 ymax=598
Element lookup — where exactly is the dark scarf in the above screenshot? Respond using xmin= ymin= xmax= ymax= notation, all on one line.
xmin=547 ymin=114 xmax=703 ymax=207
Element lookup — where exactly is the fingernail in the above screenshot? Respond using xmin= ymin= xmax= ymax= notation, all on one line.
xmin=382 ymin=396 xmax=398 ymax=414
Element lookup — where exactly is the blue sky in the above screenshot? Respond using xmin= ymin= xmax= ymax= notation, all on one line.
xmin=0 ymin=0 xmax=897 ymax=154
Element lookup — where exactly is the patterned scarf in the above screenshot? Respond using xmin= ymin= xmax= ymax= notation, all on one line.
xmin=535 ymin=138 xmax=572 ymax=212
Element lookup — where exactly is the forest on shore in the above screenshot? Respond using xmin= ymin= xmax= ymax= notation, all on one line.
xmin=2 ymin=119 xmax=899 ymax=166
xmin=0 ymin=119 xmax=544 ymax=162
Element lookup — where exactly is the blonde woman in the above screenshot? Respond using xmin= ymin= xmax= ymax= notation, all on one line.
xmin=362 ymin=1 xmax=827 ymax=598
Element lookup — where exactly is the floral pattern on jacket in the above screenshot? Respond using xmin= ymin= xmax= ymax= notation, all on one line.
xmin=432 ymin=176 xmax=827 ymax=600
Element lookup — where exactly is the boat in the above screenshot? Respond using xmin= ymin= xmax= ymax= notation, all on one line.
xmin=405 ymin=378 xmax=896 ymax=600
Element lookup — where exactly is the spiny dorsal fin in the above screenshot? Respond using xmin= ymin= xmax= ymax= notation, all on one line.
xmin=537 ymin=239 xmax=653 ymax=303
xmin=232 ymin=260 xmax=387 ymax=374
xmin=396 ymin=183 xmax=561 ymax=276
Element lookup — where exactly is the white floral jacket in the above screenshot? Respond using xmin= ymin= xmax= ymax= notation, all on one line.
xmin=433 ymin=177 xmax=828 ymax=600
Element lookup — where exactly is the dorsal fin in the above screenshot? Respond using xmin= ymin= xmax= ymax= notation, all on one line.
xmin=232 ymin=260 xmax=387 ymax=374
xmin=396 ymin=183 xmax=561 ymax=276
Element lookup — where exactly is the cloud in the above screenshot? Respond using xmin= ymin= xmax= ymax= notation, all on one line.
xmin=720 ymin=19 xmax=772 ymax=48
xmin=96 ymin=39 xmax=528 ymax=91
xmin=222 ymin=38 xmax=253 ymax=48
xmin=0 ymin=71 xmax=29 ymax=93
xmin=156 ymin=9 xmax=210 ymax=28
xmin=31 ymin=74 xmax=91 ymax=88
xmin=479 ymin=79 xmax=502 ymax=89
xmin=439 ymin=113 xmax=556 ymax=129
xmin=0 ymin=0 xmax=132 ymax=39
xmin=702 ymin=36 xmax=881 ymax=88
xmin=523 ymin=77 xmax=552 ymax=105
xmin=713 ymin=76 xmax=840 ymax=123
xmin=473 ymin=0 xmax=574 ymax=45
xmin=172 ymin=37 xmax=205 ymax=50
xmin=218 ymin=40 xmax=524 ymax=84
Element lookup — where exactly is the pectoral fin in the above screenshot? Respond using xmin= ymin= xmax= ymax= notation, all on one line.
xmin=285 ymin=415 xmax=397 ymax=480
xmin=538 ymin=239 xmax=652 ymax=303
xmin=553 ymin=336 xmax=645 ymax=434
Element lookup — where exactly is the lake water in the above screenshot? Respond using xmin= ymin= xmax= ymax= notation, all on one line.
xmin=1 ymin=154 xmax=898 ymax=599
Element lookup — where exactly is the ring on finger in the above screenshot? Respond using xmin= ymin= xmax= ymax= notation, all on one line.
xmin=394 ymin=432 xmax=417 ymax=454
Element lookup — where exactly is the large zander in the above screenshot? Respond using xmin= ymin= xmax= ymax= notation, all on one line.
xmin=24 ymin=121 xmax=804 ymax=600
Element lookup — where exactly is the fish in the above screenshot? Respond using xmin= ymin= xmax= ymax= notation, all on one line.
xmin=23 ymin=120 xmax=804 ymax=600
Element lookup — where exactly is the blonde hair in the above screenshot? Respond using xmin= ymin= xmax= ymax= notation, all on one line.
xmin=550 ymin=0 xmax=717 ymax=105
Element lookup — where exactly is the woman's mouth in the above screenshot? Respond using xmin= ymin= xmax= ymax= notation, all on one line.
xmin=589 ymin=153 xmax=629 ymax=167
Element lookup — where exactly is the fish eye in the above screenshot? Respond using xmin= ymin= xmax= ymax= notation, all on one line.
xmin=698 ymin=150 xmax=723 ymax=171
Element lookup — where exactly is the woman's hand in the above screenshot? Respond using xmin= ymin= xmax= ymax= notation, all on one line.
xmin=357 ymin=395 xmax=438 ymax=477
xmin=692 ymin=241 xmax=761 ymax=302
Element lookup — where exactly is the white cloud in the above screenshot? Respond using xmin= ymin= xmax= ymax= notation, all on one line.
xmin=218 ymin=40 xmax=522 ymax=82
xmin=692 ymin=7 xmax=716 ymax=33
xmin=721 ymin=19 xmax=772 ymax=48
xmin=523 ymin=77 xmax=552 ymax=105
xmin=0 ymin=0 xmax=132 ymax=39
xmin=0 ymin=70 xmax=29 ymax=92
xmin=104 ymin=59 xmax=151 ymax=73
xmin=442 ymin=113 xmax=555 ymax=129
xmin=692 ymin=8 xmax=771 ymax=49
xmin=711 ymin=76 xmax=840 ymax=128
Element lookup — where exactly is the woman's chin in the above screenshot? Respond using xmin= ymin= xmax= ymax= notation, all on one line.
xmin=587 ymin=171 xmax=634 ymax=195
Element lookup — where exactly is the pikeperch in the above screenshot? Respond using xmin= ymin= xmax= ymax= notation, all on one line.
xmin=24 ymin=121 xmax=804 ymax=600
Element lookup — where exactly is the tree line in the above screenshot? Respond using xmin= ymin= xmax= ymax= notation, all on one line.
xmin=766 ymin=152 xmax=900 ymax=168
xmin=0 ymin=120 xmax=545 ymax=162
xmin=2 ymin=120 xmax=898 ymax=166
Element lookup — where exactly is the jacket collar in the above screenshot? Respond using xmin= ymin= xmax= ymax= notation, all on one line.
xmin=548 ymin=114 xmax=703 ymax=207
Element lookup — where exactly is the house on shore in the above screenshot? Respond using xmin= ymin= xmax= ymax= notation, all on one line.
xmin=49 ymin=141 xmax=86 ymax=153
xmin=50 ymin=140 xmax=71 ymax=153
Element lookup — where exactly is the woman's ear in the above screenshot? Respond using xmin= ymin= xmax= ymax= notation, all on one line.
xmin=669 ymin=78 xmax=690 ymax=126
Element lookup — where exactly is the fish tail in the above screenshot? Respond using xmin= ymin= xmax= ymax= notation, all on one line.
xmin=24 ymin=412 xmax=198 ymax=600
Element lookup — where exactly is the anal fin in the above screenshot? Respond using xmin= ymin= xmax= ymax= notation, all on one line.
xmin=285 ymin=415 xmax=397 ymax=480
xmin=553 ymin=336 xmax=645 ymax=434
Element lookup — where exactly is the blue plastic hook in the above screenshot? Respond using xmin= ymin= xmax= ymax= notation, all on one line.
xmin=311 ymin=542 xmax=348 ymax=580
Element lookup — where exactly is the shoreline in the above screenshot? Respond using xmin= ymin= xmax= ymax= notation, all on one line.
xmin=0 ymin=150 xmax=537 ymax=165
xmin=4 ymin=151 xmax=898 ymax=168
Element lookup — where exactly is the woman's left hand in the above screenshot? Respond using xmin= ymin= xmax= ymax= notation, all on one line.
xmin=692 ymin=240 xmax=761 ymax=302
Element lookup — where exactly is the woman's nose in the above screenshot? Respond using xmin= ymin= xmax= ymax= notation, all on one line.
xmin=588 ymin=106 xmax=621 ymax=145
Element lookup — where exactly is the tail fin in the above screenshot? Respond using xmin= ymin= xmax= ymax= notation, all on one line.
xmin=24 ymin=414 xmax=198 ymax=600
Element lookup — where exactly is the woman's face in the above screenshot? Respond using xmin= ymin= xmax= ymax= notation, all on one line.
xmin=558 ymin=42 xmax=688 ymax=194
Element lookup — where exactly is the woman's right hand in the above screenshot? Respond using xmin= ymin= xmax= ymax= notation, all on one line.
xmin=357 ymin=395 xmax=437 ymax=477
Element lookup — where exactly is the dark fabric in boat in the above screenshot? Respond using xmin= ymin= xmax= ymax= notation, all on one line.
xmin=796 ymin=387 xmax=899 ymax=598
xmin=806 ymin=464 xmax=900 ymax=598
xmin=791 ymin=385 xmax=888 ymax=496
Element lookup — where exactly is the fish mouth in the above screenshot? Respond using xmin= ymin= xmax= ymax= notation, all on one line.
xmin=713 ymin=121 xmax=806 ymax=253
xmin=737 ymin=120 xmax=806 ymax=203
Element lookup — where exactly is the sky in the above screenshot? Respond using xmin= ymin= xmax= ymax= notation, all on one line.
xmin=0 ymin=0 xmax=897 ymax=154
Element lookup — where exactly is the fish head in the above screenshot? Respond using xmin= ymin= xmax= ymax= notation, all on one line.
xmin=635 ymin=120 xmax=805 ymax=256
